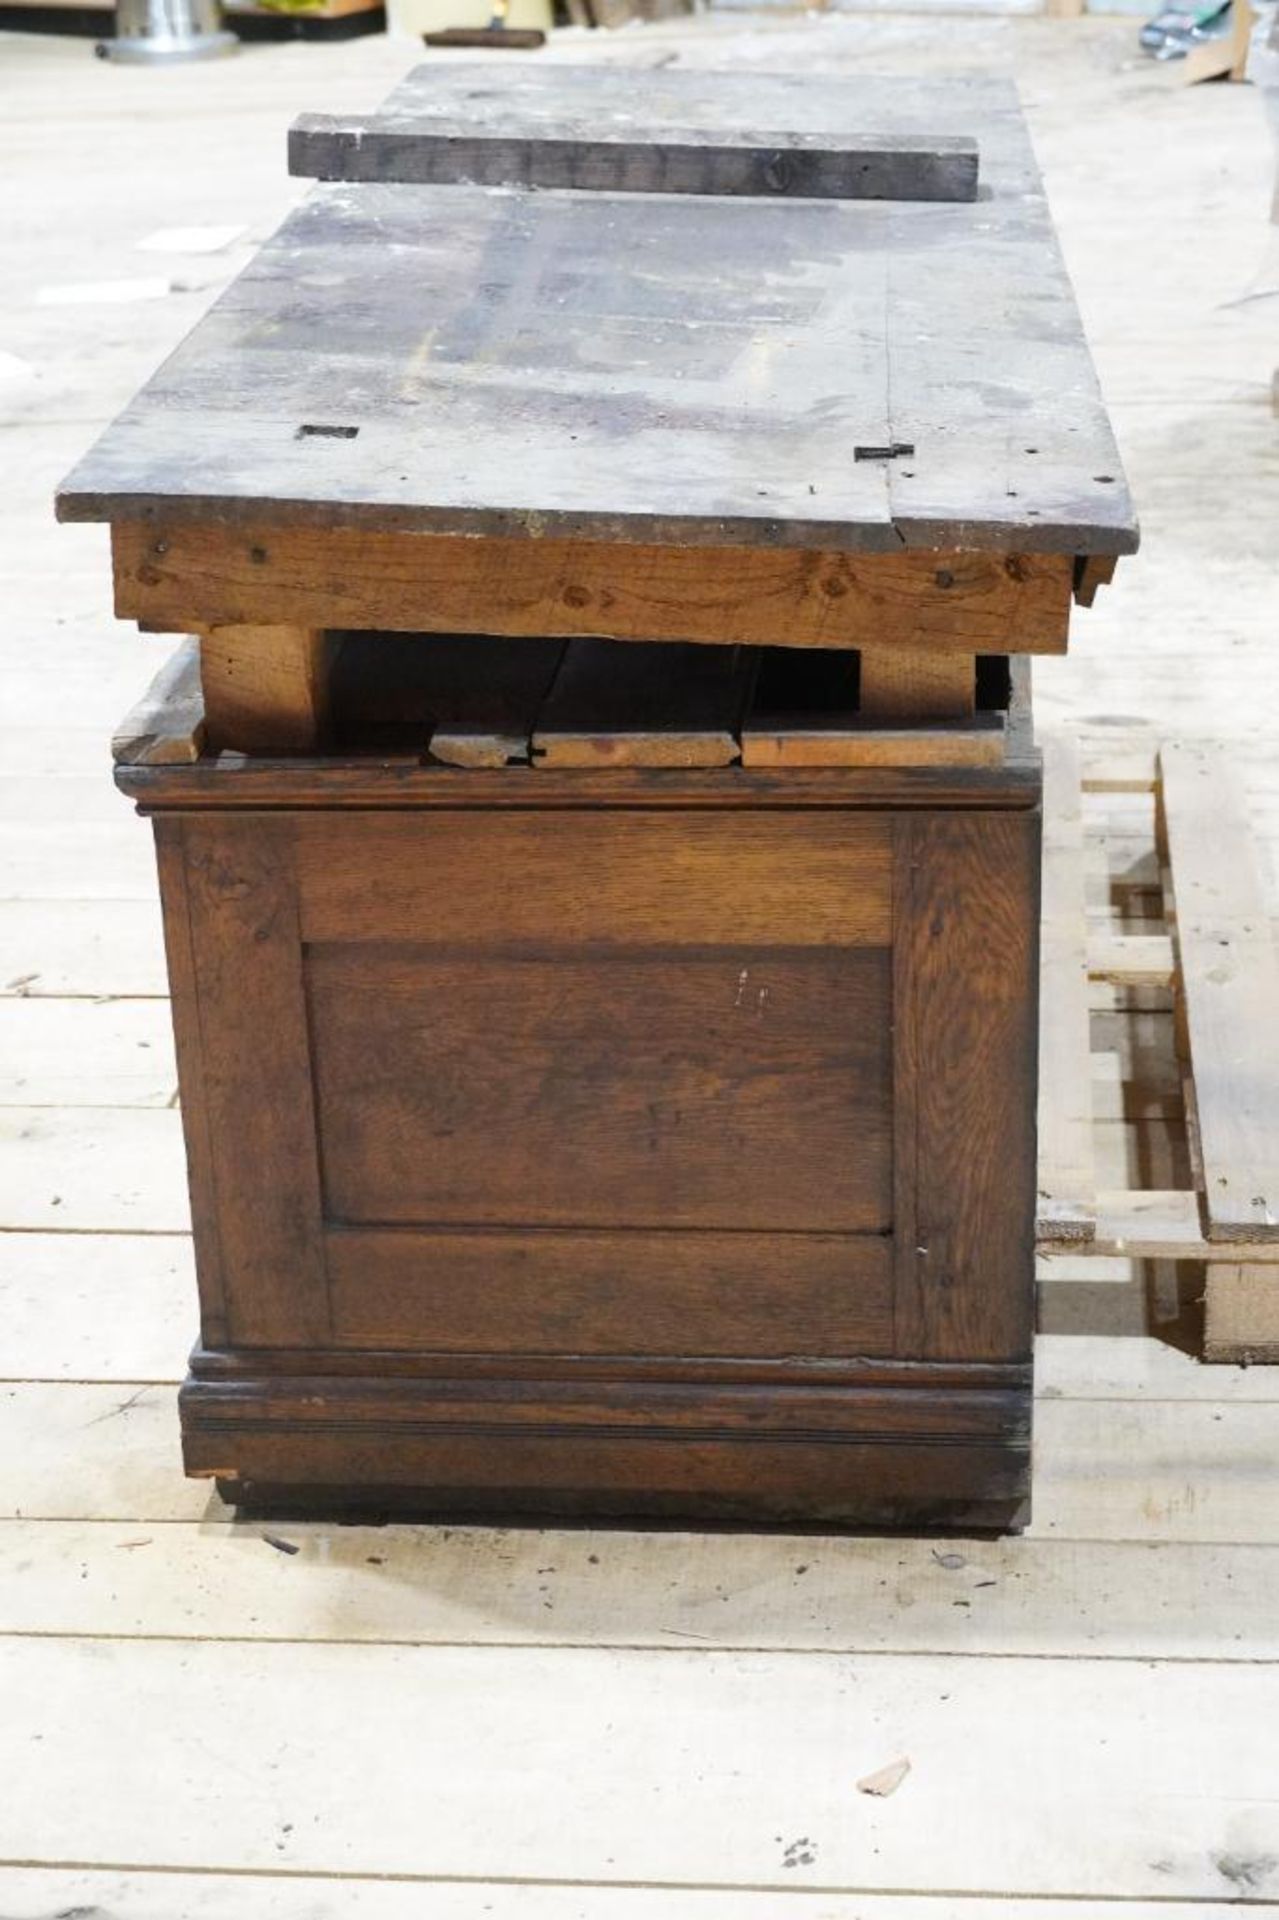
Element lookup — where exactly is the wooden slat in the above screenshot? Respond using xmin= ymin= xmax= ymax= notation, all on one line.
xmin=741 ymin=721 xmax=1004 ymax=770
xmin=531 ymin=640 xmax=751 ymax=769
xmin=115 ymin=525 xmax=1076 ymax=656
xmin=290 ymin=103 xmax=980 ymax=204
xmin=1036 ymin=735 xmax=1096 ymax=1243
xmin=1088 ymin=1188 xmax=1279 ymax=1262
xmin=1159 ymin=739 xmax=1279 ymax=1240
xmin=111 ymin=635 xmax=205 ymax=766
xmin=199 ymin=625 xmax=332 ymax=754
xmin=1086 ymin=932 xmax=1174 ymax=987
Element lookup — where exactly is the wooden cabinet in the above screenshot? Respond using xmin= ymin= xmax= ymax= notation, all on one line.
xmin=62 ymin=65 xmax=1135 ymax=1528
xmin=131 ymin=754 xmax=1040 ymax=1528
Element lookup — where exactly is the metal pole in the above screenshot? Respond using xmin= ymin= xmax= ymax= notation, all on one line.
xmin=100 ymin=0 xmax=238 ymax=63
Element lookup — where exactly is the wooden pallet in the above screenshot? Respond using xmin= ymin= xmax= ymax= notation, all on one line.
xmin=1037 ymin=735 xmax=1279 ymax=1362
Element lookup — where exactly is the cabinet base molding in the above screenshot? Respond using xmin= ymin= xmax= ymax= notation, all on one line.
xmin=183 ymin=1363 xmax=1032 ymax=1532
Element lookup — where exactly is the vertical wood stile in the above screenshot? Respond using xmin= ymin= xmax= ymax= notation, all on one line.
xmin=1036 ymin=734 xmax=1098 ymax=1243
xmin=893 ymin=811 xmax=1040 ymax=1361
xmin=176 ymin=816 xmax=330 ymax=1349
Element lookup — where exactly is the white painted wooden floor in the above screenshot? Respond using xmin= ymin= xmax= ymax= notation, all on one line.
xmin=1 ymin=12 xmax=1277 ymax=1915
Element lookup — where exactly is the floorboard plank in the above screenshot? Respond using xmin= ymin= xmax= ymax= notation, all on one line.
xmin=0 ymin=997 xmax=176 ymax=1106
xmin=0 ymin=900 xmax=168 ymax=998
xmin=1 ymin=1520 xmax=1277 ymax=1662
xmin=0 ymin=1637 xmax=1274 ymax=1900
xmin=0 ymin=1108 xmax=190 ymax=1231
xmin=0 ymin=1872 xmax=1249 ymax=1920
xmin=0 ymin=1233 xmax=192 ymax=1382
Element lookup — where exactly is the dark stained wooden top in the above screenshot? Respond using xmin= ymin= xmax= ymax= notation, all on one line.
xmin=289 ymin=66 xmax=980 ymax=203
xmin=56 ymin=69 xmax=1137 ymax=557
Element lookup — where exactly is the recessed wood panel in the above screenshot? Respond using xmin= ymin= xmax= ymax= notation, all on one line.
xmin=307 ymin=947 xmax=892 ymax=1232
xmin=326 ymin=1228 xmax=893 ymax=1358
xmin=295 ymin=812 xmax=891 ymax=948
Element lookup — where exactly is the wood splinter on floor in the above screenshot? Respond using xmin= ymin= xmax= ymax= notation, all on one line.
xmin=857 ymin=1756 xmax=912 ymax=1797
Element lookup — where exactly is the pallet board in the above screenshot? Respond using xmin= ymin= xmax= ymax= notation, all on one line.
xmin=1036 ymin=736 xmax=1279 ymax=1361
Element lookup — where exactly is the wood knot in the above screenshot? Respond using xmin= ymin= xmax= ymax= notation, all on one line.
xmin=562 ymin=584 xmax=591 ymax=610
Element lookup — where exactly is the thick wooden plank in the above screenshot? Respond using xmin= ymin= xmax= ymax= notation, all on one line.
xmin=327 ymin=1229 xmax=892 ymax=1356
xmin=1036 ymin=736 xmax=1097 ymax=1244
xmin=858 ymin=646 xmax=975 ymax=722
xmin=111 ymin=635 xmax=205 ymax=766
xmin=296 ymin=813 xmax=893 ymax=948
xmin=308 ymin=947 xmax=892 ymax=1233
xmin=330 ymin=631 xmax=565 ymax=766
xmin=172 ymin=816 xmax=328 ymax=1346
xmin=531 ymin=640 xmax=751 ymax=769
xmin=289 ymin=70 xmax=980 ymax=203
xmin=57 ymin=78 xmax=1136 ymax=558
xmin=0 ymin=1636 xmax=1274 ymax=1899
xmin=200 ymin=624 xmax=332 ymax=754
xmin=1204 ymin=1265 xmax=1279 ymax=1364
xmin=893 ymin=811 xmax=1040 ymax=1360
xmin=290 ymin=110 xmax=979 ymax=204
xmin=1159 ymin=740 xmax=1279 ymax=1241
xmin=113 ymin=524 xmax=1075 ymax=655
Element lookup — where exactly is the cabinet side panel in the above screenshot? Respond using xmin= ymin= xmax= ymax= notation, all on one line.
xmin=153 ymin=816 xmax=227 ymax=1348
xmin=178 ymin=815 xmax=329 ymax=1347
xmin=893 ymin=809 xmax=1040 ymax=1360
